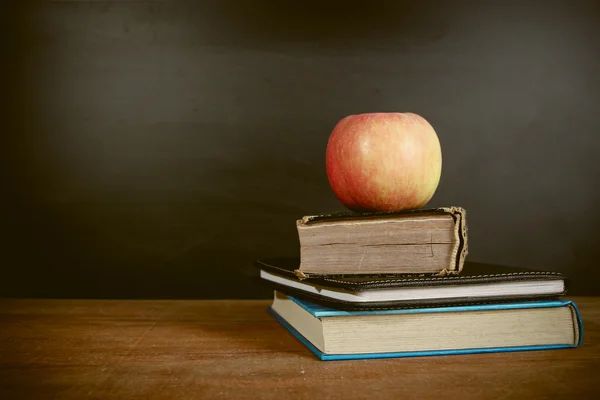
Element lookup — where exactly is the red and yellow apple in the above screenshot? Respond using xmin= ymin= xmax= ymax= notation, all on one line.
xmin=325 ymin=112 xmax=442 ymax=212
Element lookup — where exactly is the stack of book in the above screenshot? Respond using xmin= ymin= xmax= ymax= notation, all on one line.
xmin=256 ymin=207 xmax=583 ymax=360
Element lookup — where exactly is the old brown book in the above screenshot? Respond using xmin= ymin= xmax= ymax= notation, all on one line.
xmin=294 ymin=206 xmax=467 ymax=278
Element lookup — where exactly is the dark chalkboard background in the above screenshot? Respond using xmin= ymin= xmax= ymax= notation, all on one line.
xmin=2 ymin=0 xmax=599 ymax=298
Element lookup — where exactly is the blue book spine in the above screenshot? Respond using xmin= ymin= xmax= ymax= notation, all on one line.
xmin=269 ymin=298 xmax=583 ymax=361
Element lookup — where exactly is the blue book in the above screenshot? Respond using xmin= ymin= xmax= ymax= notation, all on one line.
xmin=269 ymin=292 xmax=583 ymax=361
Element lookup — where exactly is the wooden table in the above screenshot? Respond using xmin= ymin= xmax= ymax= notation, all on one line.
xmin=0 ymin=297 xmax=598 ymax=399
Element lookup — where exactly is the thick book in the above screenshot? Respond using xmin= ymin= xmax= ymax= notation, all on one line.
xmin=269 ymin=292 xmax=583 ymax=361
xmin=294 ymin=206 xmax=467 ymax=278
xmin=256 ymin=258 xmax=568 ymax=309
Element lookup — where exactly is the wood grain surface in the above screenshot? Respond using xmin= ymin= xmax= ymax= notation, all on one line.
xmin=0 ymin=297 xmax=598 ymax=399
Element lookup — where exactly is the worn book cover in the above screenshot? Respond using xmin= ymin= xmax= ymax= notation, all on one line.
xmin=295 ymin=206 xmax=468 ymax=278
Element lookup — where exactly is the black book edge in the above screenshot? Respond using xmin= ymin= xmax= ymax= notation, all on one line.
xmin=253 ymin=262 xmax=569 ymax=311
xmin=254 ymin=258 xmax=568 ymax=291
xmin=263 ymin=282 xmax=568 ymax=311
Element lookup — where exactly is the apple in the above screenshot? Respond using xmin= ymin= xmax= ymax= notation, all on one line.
xmin=325 ymin=112 xmax=442 ymax=212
